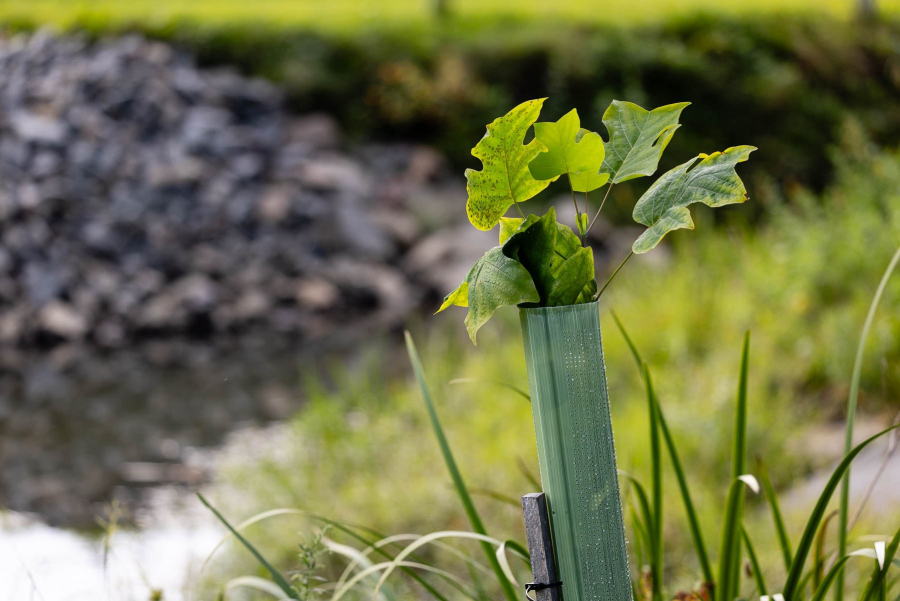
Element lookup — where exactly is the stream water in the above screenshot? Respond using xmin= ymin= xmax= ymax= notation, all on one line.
xmin=0 ymin=334 xmax=379 ymax=600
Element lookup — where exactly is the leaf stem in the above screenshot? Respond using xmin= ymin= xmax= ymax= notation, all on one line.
xmin=586 ymin=183 xmax=614 ymax=235
xmin=512 ymin=199 xmax=525 ymax=218
xmin=567 ymin=175 xmax=584 ymax=243
xmin=595 ymin=250 xmax=633 ymax=299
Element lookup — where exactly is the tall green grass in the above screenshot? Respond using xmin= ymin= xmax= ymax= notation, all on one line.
xmin=199 ymin=318 xmax=899 ymax=600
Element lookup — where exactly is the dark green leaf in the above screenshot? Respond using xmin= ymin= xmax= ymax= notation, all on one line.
xmin=859 ymin=524 xmax=900 ymax=601
xmin=546 ymin=246 xmax=595 ymax=306
xmin=502 ymin=210 xmax=558 ymax=304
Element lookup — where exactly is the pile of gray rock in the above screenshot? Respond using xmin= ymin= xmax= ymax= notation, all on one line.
xmin=0 ymin=31 xmax=491 ymax=349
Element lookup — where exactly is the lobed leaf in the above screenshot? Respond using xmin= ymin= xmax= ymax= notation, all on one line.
xmin=465 ymin=99 xmax=555 ymax=230
xmin=601 ymin=100 xmax=690 ymax=184
xmin=502 ymin=212 xmax=557 ymax=304
xmin=631 ymin=146 xmax=756 ymax=254
xmin=546 ymin=246 xmax=595 ymax=306
xmin=459 ymin=247 xmax=540 ymax=344
xmin=529 ymin=109 xmax=608 ymax=193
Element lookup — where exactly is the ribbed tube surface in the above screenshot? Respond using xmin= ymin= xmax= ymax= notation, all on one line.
xmin=520 ymin=301 xmax=632 ymax=601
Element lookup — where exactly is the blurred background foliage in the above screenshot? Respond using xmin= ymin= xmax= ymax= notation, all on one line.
xmin=3 ymin=8 xmax=900 ymax=196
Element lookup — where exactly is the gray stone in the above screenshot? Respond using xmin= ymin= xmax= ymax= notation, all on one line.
xmin=10 ymin=111 xmax=68 ymax=145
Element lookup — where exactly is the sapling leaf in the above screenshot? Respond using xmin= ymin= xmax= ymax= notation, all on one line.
xmin=529 ymin=110 xmax=609 ymax=193
xmin=502 ymin=211 xmax=558 ymax=304
xmin=632 ymin=146 xmax=756 ymax=254
xmin=554 ymin=221 xmax=583 ymax=260
xmin=460 ymin=247 xmax=540 ymax=344
xmin=600 ymin=100 xmax=690 ymax=184
xmin=547 ymin=247 xmax=595 ymax=306
xmin=550 ymin=220 xmax=597 ymax=305
xmin=572 ymin=129 xmax=611 ymax=193
xmin=437 ymin=282 xmax=468 ymax=312
xmin=501 ymin=208 xmax=597 ymax=306
xmin=465 ymin=99 xmax=556 ymax=230
xmin=576 ymin=213 xmax=589 ymax=237
xmin=499 ymin=217 xmax=523 ymax=244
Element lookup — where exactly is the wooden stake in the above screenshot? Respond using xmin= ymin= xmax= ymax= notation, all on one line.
xmin=522 ymin=493 xmax=562 ymax=601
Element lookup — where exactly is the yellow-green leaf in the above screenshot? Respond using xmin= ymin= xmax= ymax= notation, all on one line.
xmin=601 ymin=100 xmax=690 ymax=184
xmin=499 ymin=217 xmax=524 ymax=245
xmin=632 ymin=146 xmax=756 ymax=254
xmin=576 ymin=213 xmax=589 ymax=236
xmin=529 ymin=110 xmax=608 ymax=193
xmin=465 ymin=99 xmax=555 ymax=231
xmin=436 ymin=281 xmax=468 ymax=313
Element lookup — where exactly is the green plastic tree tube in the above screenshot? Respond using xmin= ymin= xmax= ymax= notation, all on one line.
xmin=520 ymin=301 xmax=633 ymax=601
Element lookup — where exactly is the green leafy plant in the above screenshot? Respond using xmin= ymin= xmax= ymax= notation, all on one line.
xmin=198 ymin=324 xmax=900 ymax=601
xmin=438 ymin=98 xmax=755 ymax=343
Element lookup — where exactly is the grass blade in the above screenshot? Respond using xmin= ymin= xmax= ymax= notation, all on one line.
xmin=448 ymin=378 xmax=531 ymax=402
xmin=716 ymin=477 xmax=756 ymax=601
xmin=717 ymin=333 xmax=751 ymax=601
xmin=643 ymin=365 xmax=664 ymax=601
xmin=860 ymin=524 xmax=900 ymax=601
xmin=613 ymin=310 xmax=713 ymax=585
xmin=837 ymin=244 xmax=900 ymax=601
xmin=197 ymin=493 xmax=299 ymax=599
xmin=815 ymin=511 xmax=840 ymax=589
xmin=515 ymin=457 xmax=542 ymax=491
xmin=813 ymin=556 xmax=854 ymax=601
xmin=405 ymin=332 xmax=518 ymax=601
xmin=621 ymin=471 xmax=657 ymax=565
xmin=610 ymin=308 xmax=642 ymax=368
xmin=759 ymin=458 xmax=793 ymax=571
xmin=732 ymin=333 xmax=751 ymax=480
xmin=223 ymin=575 xmax=291 ymax=599
xmin=630 ymin=502 xmax=649 ymax=570
xmin=200 ymin=508 xmax=451 ymax=601
xmin=783 ymin=425 xmax=900 ymax=600
xmin=743 ymin=525 xmax=767 ymax=596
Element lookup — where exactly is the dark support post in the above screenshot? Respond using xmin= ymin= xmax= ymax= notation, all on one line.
xmin=522 ymin=493 xmax=562 ymax=601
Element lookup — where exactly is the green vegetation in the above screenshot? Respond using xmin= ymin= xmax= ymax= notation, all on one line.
xmin=439 ymin=98 xmax=752 ymax=342
xmin=2 ymin=12 xmax=898 ymax=197
xmin=3 ymin=0 xmax=896 ymax=32
xmin=200 ymin=138 xmax=900 ymax=598
xmin=201 ymin=318 xmax=899 ymax=601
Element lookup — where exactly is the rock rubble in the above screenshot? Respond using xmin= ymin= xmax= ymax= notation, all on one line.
xmin=0 ymin=31 xmax=487 ymax=350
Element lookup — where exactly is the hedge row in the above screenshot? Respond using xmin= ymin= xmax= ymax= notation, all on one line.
xmin=7 ymin=14 xmax=900 ymax=198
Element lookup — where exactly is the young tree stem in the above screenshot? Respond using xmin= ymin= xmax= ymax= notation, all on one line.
xmin=568 ymin=175 xmax=584 ymax=243
xmin=595 ymin=250 xmax=634 ymax=300
xmin=586 ymin=184 xmax=614 ymax=235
